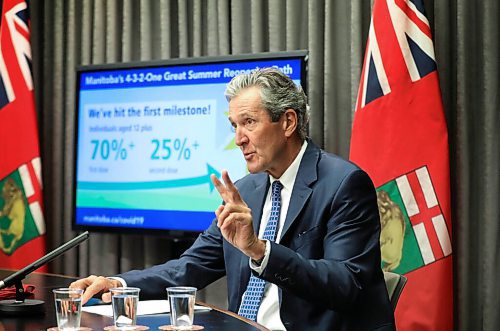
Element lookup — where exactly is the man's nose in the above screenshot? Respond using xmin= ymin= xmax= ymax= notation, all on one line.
xmin=234 ymin=127 xmax=247 ymax=146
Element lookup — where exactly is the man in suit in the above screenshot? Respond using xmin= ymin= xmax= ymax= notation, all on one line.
xmin=71 ymin=68 xmax=395 ymax=330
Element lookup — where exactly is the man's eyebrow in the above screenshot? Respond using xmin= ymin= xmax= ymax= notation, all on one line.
xmin=231 ymin=110 xmax=253 ymax=119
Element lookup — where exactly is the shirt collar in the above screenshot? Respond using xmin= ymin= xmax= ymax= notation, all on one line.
xmin=269 ymin=140 xmax=308 ymax=190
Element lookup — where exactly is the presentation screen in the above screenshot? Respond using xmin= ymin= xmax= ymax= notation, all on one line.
xmin=73 ymin=51 xmax=308 ymax=236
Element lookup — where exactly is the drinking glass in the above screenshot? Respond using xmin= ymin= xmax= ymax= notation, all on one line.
xmin=53 ymin=288 xmax=84 ymax=331
xmin=110 ymin=287 xmax=140 ymax=330
xmin=166 ymin=286 xmax=197 ymax=330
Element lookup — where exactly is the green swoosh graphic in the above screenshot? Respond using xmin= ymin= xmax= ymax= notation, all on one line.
xmin=78 ymin=164 xmax=220 ymax=192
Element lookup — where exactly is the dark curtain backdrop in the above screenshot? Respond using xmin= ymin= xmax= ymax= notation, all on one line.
xmin=27 ymin=1 xmax=499 ymax=330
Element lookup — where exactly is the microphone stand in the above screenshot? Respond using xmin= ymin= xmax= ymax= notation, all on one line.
xmin=0 ymin=231 xmax=89 ymax=315
xmin=0 ymin=279 xmax=44 ymax=315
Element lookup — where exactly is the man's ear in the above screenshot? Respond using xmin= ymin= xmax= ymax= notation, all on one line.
xmin=283 ymin=109 xmax=298 ymax=137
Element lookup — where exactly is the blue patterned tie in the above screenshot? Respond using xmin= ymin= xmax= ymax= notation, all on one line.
xmin=238 ymin=181 xmax=283 ymax=321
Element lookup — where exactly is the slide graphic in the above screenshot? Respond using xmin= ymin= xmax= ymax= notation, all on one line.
xmin=75 ymin=59 xmax=303 ymax=231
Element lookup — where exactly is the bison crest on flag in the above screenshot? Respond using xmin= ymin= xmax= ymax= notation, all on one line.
xmin=376 ymin=165 xmax=452 ymax=273
xmin=0 ymin=158 xmax=45 ymax=255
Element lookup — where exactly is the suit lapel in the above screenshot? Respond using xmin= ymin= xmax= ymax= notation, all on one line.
xmin=280 ymin=141 xmax=319 ymax=240
xmin=238 ymin=174 xmax=269 ymax=295
xmin=244 ymin=174 xmax=269 ymax=234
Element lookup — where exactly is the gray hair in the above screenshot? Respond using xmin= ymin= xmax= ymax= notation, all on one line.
xmin=224 ymin=67 xmax=309 ymax=141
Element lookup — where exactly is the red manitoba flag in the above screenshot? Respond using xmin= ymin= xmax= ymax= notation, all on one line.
xmin=350 ymin=0 xmax=453 ymax=330
xmin=0 ymin=0 xmax=47 ymax=270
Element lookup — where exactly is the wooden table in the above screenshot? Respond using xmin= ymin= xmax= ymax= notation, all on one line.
xmin=0 ymin=270 xmax=269 ymax=331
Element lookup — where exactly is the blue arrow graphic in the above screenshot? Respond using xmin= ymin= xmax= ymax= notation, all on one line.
xmin=78 ymin=164 xmax=221 ymax=192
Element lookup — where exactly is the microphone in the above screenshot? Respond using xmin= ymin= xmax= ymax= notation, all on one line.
xmin=0 ymin=231 xmax=89 ymax=315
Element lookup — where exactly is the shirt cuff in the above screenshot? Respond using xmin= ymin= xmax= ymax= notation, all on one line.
xmin=249 ymin=240 xmax=271 ymax=275
xmin=108 ymin=276 xmax=127 ymax=287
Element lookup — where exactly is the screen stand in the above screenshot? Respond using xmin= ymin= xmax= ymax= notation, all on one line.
xmin=0 ymin=280 xmax=45 ymax=315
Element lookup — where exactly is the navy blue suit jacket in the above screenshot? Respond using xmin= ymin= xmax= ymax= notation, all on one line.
xmin=119 ymin=141 xmax=395 ymax=330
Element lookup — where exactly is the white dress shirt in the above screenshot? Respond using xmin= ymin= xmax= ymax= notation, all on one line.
xmin=248 ymin=141 xmax=308 ymax=331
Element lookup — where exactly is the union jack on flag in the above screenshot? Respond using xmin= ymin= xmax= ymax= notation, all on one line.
xmin=356 ymin=0 xmax=437 ymax=109
xmin=0 ymin=0 xmax=47 ymax=269
xmin=0 ymin=0 xmax=32 ymax=108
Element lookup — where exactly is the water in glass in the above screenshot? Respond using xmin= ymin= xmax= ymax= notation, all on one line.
xmin=169 ymin=293 xmax=195 ymax=329
xmin=112 ymin=293 xmax=139 ymax=330
xmin=55 ymin=297 xmax=82 ymax=330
